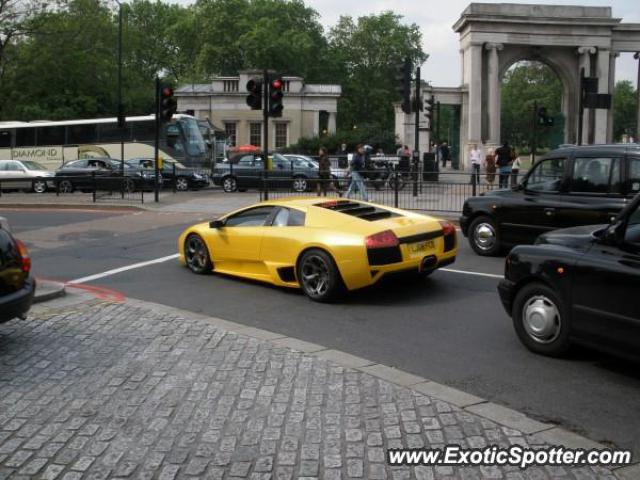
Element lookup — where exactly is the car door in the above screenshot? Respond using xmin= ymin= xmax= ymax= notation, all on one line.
xmin=208 ymin=206 xmax=277 ymax=276
xmin=233 ymin=154 xmax=259 ymax=189
xmin=269 ymin=155 xmax=292 ymax=189
xmin=259 ymin=207 xmax=307 ymax=278
xmin=499 ymin=156 xmax=568 ymax=244
xmin=60 ymin=159 xmax=90 ymax=189
xmin=1 ymin=161 xmax=29 ymax=189
xmin=557 ymin=154 xmax=625 ymax=227
xmin=571 ymin=198 xmax=640 ymax=353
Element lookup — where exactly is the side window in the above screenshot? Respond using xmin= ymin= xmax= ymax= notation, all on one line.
xmin=0 ymin=130 xmax=12 ymax=148
xmin=224 ymin=207 xmax=275 ymax=227
xmin=237 ymin=155 xmax=254 ymax=166
xmin=570 ymin=157 xmax=621 ymax=194
xmin=628 ymin=158 xmax=640 ymax=195
xmin=271 ymin=208 xmax=289 ymax=227
xmin=5 ymin=162 xmax=23 ymax=171
xmin=65 ymin=160 xmax=88 ymax=169
xmin=288 ymin=209 xmax=306 ymax=226
xmin=526 ymin=158 xmax=566 ymax=192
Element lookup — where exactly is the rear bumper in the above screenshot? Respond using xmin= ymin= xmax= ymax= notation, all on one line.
xmin=0 ymin=275 xmax=36 ymax=323
xmin=367 ymin=252 xmax=457 ymax=286
xmin=497 ymin=278 xmax=516 ymax=316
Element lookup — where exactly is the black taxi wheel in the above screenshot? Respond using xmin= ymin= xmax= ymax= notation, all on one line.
xmin=297 ymin=249 xmax=344 ymax=302
xmin=512 ymin=282 xmax=571 ymax=357
xmin=469 ymin=215 xmax=501 ymax=256
xmin=222 ymin=176 xmax=238 ymax=193
xmin=176 ymin=178 xmax=189 ymax=191
xmin=184 ymin=234 xmax=213 ymax=274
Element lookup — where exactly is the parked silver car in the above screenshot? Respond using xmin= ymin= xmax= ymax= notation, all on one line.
xmin=0 ymin=160 xmax=55 ymax=193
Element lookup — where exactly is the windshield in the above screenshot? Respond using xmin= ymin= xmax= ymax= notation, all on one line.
xmin=178 ymin=117 xmax=207 ymax=157
xmin=166 ymin=159 xmax=187 ymax=169
xmin=22 ymin=161 xmax=47 ymax=171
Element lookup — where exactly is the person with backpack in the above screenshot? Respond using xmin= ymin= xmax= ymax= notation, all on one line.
xmin=345 ymin=144 xmax=368 ymax=201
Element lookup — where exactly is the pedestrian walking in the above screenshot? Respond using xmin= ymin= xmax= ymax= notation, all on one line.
xmin=440 ymin=141 xmax=450 ymax=168
xmin=484 ymin=148 xmax=497 ymax=189
xmin=397 ymin=145 xmax=411 ymax=174
xmin=495 ymin=142 xmax=513 ymax=189
xmin=469 ymin=143 xmax=483 ymax=185
xmin=510 ymin=150 xmax=522 ymax=187
xmin=345 ymin=144 xmax=368 ymax=201
xmin=317 ymin=146 xmax=334 ymax=196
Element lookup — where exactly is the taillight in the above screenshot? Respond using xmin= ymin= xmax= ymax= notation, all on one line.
xmin=15 ymin=239 xmax=31 ymax=273
xmin=365 ymin=230 xmax=399 ymax=249
xmin=439 ymin=221 xmax=456 ymax=236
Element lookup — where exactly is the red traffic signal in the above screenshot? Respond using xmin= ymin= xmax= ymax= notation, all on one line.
xmin=159 ymin=83 xmax=177 ymax=123
xmin=268 ymin=77 xmax=284 ymax=117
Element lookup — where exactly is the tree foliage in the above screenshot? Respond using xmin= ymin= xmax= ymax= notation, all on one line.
xmin=500 ymin=61 xmax=563 ymax=150
xmin=0 ymin=0 xmax=426 ymax=140
xmin=612 ymin=80 xmax=637 ymax=141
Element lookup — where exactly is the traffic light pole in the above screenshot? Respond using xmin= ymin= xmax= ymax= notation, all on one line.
xmin=413 ymin=66 xmax=420 ymax=197
xmin=263 ymin=69 xmax=269 ymax=201
xmin=531 ymin=101 xmax=538 ymax=163
xmin=154 ymin=76 xmax=160 ymax=203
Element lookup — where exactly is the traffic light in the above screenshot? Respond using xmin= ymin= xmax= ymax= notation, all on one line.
xmin=159 ymin=85 xmax=177 ymax=123
xmin=246 ymin=78 xmax=262 ymax=110
xmin=394 ymin=58 xmax=412 ymax=114
xmin=268 ymin=77 xmax=284 ymax=117
xmin=424 ymin=95 xmax=435 ymax=129
xmin=537 ymin=106 xmax=554 ymax=127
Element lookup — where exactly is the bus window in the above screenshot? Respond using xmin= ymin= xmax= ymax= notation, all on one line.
xmin=178 ymin=117 xmax=207 ymax=157
xmin=15 ymin=128 xmax=35 ymax=147
xmin=131 ymin=121 xmax=155 ymax=142
xmin=68 ymin=124 xmax=98 ymax=144
xmin=0 ymin=130 xmax=10 ymax=148
xmin=37 ymin=126 xmax=65 ymax=146
xmin=98 ymin=123 xmax=129 ymax=142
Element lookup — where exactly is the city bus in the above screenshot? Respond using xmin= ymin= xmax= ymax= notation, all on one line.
xmin=0 ymin=114 xmax=209 ymax=170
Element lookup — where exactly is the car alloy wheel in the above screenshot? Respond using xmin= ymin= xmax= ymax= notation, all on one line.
xmin=58 ymin=180 xmax=74 ymax=193
xmin=223 ymin=176 xmax=237 ymax=193
xmin=123 ymin=178 xmax=135 ymax=193
xmin=176 ymin=178 xmax=189 ymax=191
xmin=32 ymin=179 xmax=47 ymax=193
xmin=184 ymin=234 xmax=212 ymax=274
xmin=293 ymin=177 xmax=308 ymax=193
xmin=297 ymin=249 xmax=344 ymax=302
xmin=469 ymin=216 xmax=500 ymax=256
xmin=512 ymin=282 xmax=570 ymax=356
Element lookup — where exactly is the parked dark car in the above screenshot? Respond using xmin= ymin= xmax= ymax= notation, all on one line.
xmin=55 ymin=158 xmax=158 ymax=193
xmin=126 ymin=158 xmax=209 ymax=191
xmin=498 ymin=193 xmax=640 ymax=359
xmin=0 ymin=217 xmax=35 ymax=323
xmin=212 ymin=153 xmax=318 ymax=193
xmin=460 ymin=144 xmax=640 ymax=255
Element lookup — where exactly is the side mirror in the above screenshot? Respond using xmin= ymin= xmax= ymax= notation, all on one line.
xmin=601 ymin=222 xmax=624 ymax=246
xmin=209 ymin=219 xmax=225 ymax=229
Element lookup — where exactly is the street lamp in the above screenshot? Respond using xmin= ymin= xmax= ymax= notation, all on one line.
xmin=115 ymin=0 xmax=125 ymax=176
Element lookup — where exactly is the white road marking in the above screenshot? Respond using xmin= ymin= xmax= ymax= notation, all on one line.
xmin=440 ymin=268 xmax=503 ymax=279
xmin=68 ymin=254 xmax=179 ymax=284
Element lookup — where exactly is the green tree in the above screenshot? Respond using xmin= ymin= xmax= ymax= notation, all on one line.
xmin=327 ymin=12 xmax=427 ymax=132
xmin=500 ymin=61 xmax=563 ymax=150
xmin=612 ymin=80 xmax=637 ymax=141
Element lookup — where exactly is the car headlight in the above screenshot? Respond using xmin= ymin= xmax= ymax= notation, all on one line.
xmin=193 ymin=173 xmax=203 ymax=179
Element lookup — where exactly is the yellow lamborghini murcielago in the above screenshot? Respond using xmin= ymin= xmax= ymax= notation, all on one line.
xmin=178 ymin=197 xmax=457 ymax=302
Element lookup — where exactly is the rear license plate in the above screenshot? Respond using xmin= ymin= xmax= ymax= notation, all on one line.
xmin=409 ymin=240 xmax=434 ymax=255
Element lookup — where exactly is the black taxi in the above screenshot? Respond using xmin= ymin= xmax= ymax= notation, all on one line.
xmin=460 ymin=144 xmax=640 ymax=255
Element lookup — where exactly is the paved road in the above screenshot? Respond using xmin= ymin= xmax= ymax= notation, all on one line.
xmin=4 ymin=208 xmax=639 ymax=456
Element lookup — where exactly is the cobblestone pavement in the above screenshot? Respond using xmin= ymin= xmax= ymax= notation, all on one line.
xmin=0 ymin=296 xmax=619 ymax=479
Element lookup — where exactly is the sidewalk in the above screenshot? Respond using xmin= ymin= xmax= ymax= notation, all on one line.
xmin=0 ymin=290 xmax=634 ymax=479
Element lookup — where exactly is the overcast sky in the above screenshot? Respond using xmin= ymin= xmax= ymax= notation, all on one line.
xmin=299 ymin=0 xmax=639 ymax=88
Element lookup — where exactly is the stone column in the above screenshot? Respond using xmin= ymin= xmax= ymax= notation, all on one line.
xmin=467 ymin=43 xmax=483 ymax=158
xmin=485 ymin=43 xmax=503 ymax=146
xmin=607 ymin=51 xmax=619 ymax=143
xmin=577 ymin=46 xmax=596 ymax=144
xmin=594 ymin=48 xmax=610 ymax=144
xmin=328 ymin=112 xmax=337 ymax=134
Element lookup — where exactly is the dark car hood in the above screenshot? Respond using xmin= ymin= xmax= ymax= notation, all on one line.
xmin=536 ymin=224 xmax=607 ymax=249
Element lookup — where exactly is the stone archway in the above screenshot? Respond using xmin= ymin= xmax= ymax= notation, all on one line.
xmin=494 ymin=47 xmax=578 ymax=146
xmin=452 ymin=3 xmax=640 ymax=167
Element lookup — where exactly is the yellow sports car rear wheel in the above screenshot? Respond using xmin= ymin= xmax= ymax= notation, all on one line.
xmin=185 ymin=234 xmax=212 ymax=274
xmin=297 ymin=249 xmax=344 ymax=302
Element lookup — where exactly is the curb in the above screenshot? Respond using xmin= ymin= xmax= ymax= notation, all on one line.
xmin=0 ymin=203 xmax=145 ymax=212
xmin=115 ymin=297 xmax=635 ymax=470
xmin=33 ymin=279 xmax=66 ymax=304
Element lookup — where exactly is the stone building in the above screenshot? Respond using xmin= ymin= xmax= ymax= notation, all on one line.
xmin=175 ymin=71 xmax=340 ymax=150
